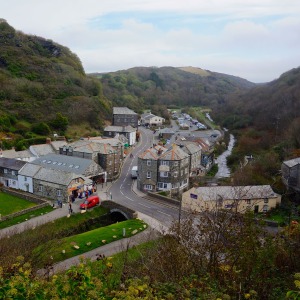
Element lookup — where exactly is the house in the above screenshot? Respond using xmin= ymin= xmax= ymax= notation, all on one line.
xmin=103 ymin=125 xmax=137 ymax=146
xmin=158 ymin=127 xmax=175 ymax=140
xmin=137 ymin=145 xmax=167 ymax=192
xmin=282 ymin=157 xmax=300 ymax=193
xmin=18 ymin=163 xmax=41 ymax=193
xmin=175 ymin=141 xmax=202 ymax=175
xmin=32 ymin=166 xmax=89 ymax=203
xmin=30 ymin=153 xmax=105 ymax=180
xmin=0 ymin=148 xmax=33 ymax=162
xmin=0 ymin=158 xmax=26 ymax=189
xmin=59 ymin=140 xmax=123 ymax=181
xmin=140 ymin=112 xmax=165 ymax=126
xmin=182 ymin=185 xmax=281 ymax=214
xmin=113 ymin=107 xmax=139 ymax=128
xmin=137 ymin=144 xmax=190 ymax=193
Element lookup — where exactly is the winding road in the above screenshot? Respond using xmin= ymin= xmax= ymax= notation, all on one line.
xmin=108 ymin=127 xmax=180 ymax=229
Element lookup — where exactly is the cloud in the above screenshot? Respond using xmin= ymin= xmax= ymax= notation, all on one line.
xmin=2 ymin=0 xmax=300 ymax=82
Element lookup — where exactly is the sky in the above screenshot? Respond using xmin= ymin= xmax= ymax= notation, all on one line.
xmin=2 ymin=0 xmax=300 ymax=83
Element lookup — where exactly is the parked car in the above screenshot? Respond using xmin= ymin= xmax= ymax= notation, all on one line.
xmin=80 ymin=195 xmax=100 ymax=210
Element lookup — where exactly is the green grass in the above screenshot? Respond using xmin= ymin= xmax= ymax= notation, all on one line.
xmin=33 ymin=219 xmax=148 ymax=266
xmin=0 ymin=192 xmax=36 ymax=216
xmin=0 ymin=205 xmax=54 ymax=229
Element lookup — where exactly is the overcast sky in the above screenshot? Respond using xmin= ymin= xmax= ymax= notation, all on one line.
xmin=2 ymin=0 xmax=300 ymax=82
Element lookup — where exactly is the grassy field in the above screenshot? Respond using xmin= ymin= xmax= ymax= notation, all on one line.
xmin=33 ymin=218 xmax=148 ymax=266
xmin=0 ymin=205 xmax=54 ymax=229
xmin=0 ymin=192 xmax=36 ymax=216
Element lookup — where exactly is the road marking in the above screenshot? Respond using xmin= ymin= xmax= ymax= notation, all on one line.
xmin=138 ymin=203 xmax=151 ymax=208
xmin=125 ymin=196 xmax=134 ymax=202
xmin=157 ymin=210 xmax=171 ymax=216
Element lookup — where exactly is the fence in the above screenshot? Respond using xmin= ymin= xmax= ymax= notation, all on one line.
xmin=0 ymin=187 xmax=50 ymax=221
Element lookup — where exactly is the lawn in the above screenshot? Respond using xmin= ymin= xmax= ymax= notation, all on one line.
xmin=33 ymin=218 xmax=148 ymax=266
xmin=0 ymin=205 xmax=54 ymax=229
xmin=0 ymin=192 xmax=36 ymax=216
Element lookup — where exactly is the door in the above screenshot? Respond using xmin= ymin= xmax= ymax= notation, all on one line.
xmin=254 ymin=205 xmax=259 ymax=213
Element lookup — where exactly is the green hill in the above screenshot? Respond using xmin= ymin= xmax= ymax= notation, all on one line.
xmin=0 ymin=19 xmax=111 ymax=146
xmin=91 ymin=66 xmax=256 ymax=112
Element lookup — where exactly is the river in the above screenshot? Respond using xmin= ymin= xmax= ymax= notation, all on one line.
xmin=215 ymin=134 xmax=235 ymax=178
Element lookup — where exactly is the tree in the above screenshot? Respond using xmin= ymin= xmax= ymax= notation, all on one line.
xmin=32 ymin=122 xmax=50 ymax=135
xmin=50 ymin=112 xmax=68 ymax=133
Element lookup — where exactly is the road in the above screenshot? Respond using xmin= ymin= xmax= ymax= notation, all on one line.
xmin=108 ymin=127 xmax=180 ymax=229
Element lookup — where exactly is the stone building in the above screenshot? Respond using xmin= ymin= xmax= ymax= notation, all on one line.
xmin=113 ymin=107 xmax=139 ymax=128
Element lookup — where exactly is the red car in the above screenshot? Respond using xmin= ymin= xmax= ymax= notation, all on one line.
xmin=80 ymin=195 xmax=100 ymax=210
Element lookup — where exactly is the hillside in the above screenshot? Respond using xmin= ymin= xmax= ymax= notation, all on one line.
xmin=91 ymin=66 xmax=256 ymax=113
xmin=0 ymin=19 xmax=111 ymax=143
xmin=214 ymin=67 xmax=300 ymax=152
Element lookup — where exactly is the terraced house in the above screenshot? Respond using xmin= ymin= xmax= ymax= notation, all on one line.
xmin=137 ymin=144 xmax=190 ymax=193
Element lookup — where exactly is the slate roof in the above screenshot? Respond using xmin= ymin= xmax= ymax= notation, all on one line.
xmin=29 ymin=144 xmax=56 ymax=157
xmin=104 ymin=125 xmax=136 ymax=133
xmin=82 ymin=137 xmax=124 ymax=148
xmin=159 ymin=144 xmax=189 ymax=161
xmin=30 ymin=153 xmax=102 ymax=174
xmin=139 ymin=145 xmax=167 ymax=160
xmin=283 ymin=157 xmax=300 ymax=168
xmin=0 ymin=157 xmax=27 ymax=170
xmin=113 ymin=107 xmax=137 ymax=115
xmin=18 ymin=163 xmax=41 ymax=177
xmin=33 ymin=167 xmax=82 ymax=186
xmin=159 ymin=128 xmax=175 ymax=134
xmin=191 ymin=185 xmax=278 ymax=201
xmin=175 ymin=141 xmax=201 ymax=155
xmin=1 ymin=149 xmax=32 ymax=160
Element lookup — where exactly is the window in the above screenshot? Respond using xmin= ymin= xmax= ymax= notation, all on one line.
xmin=158 ymin=182 xmax=168 ymax=189
xmin=174 ymin=161 xmax=178 ymax=166
xmin=264 ymin=198 xmax=269 ymax=203
xmin=147 ymin=160 xmax=151 ymax=166
xmin=12 ymin=171 xmax=15 ymax=176
xmin=146 ymin=171 xmax=151 ymax=178
xmin=39 ymin=185 xmax=43 ymax=192
xmin=161 ymin=161 xmax=169 ymax=166
xmin=144 ymin=184 xmax=153 ymax=190
xmin=246 ymin=199 xmax=251 ymax=204
xmin=173 ymin=171 xmax=178 ymax=177
xmin=24 ymin=176 xmax=27 ymax=181
xmin=185 ymin=168 xmax=188 ymax=174
xmin=263 ymin=205 xmax=269 ymax=212
xmin=160 ymin=172 xmax=169 ymax=178
xmin=57 ymin=189 xmax=62 ymax=196
xmin=4 ymin=169 xmax=7 ymax=174
xmin=181 ymin=170 xmax=183 ymax=176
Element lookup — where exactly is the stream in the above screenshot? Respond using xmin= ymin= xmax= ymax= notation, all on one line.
xmin=215 ymin=134 xmax=235 ymax=178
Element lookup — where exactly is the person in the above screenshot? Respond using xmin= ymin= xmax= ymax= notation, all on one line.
xmin=130 ymin=153 xmax=133 ymax=158
xmin=68 ymin=203 xmax=73 ymax=214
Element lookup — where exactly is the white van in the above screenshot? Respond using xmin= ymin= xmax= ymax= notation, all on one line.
xmin=131 ymin=166 xmax=138 ymax=179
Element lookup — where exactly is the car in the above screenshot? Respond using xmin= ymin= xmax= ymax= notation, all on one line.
xmin=80 ymin=195 xmax=100 ymax=210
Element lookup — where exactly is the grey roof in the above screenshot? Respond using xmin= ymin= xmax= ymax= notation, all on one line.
xmin=159 ymin=144 xmax=189 ymax=161
xmin=104 ymin=125 xmax=136 ymax=133
xmin=1 ymin=149 xmax=32 ymax=160
xmin=175 ymin=141 xmax=201 ymax=155
xmin=30 ymin=153 xmax=100 ymax=174
xmin=113 ymin=107 xmax=137 ymax=115
xmin=50 ymin=140 xmax=68 ymax=151
xmin=192 ymin=185 xmax=278 ymax=201
xmin=139 ymin=145 xmax=168 ymax=160
xmin=87 ymin=137 xmax=124 ymax=147
xmin=34 ymin=167 xmax=82 ymax=186
xmin=30 ymin=144 xmax=56 ymax=156
xmin=0 ymin=157 xmax=27 ymax=170
xmin=283 ymin=157 xmax=300 ymax=168
xmin=19 ymin=163 xmax=41 ymax=177
xmin=141 ymin=112 xmax=156 ymax=120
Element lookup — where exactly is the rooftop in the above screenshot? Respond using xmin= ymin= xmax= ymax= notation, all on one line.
xmin=113 ymin=107 xmax=137 ymax=115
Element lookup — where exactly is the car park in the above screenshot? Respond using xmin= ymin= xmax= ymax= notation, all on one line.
xmin=80 ymin=195 xmax=100 ymax=210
